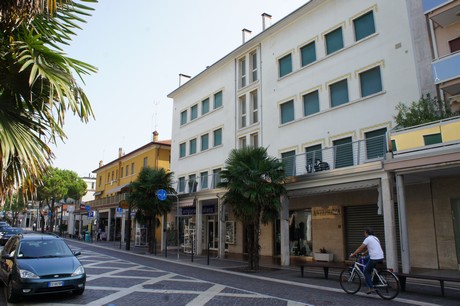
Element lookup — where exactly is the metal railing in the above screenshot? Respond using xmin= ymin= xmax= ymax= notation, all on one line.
xmin=281 ymin=135 xmax=388 ymax=177
xmin=86 ymin=194 xmax=127 ymax=208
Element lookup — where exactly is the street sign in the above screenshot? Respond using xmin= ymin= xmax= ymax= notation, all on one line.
xmin=157 ymin=189 xmax=167 ymax=201
xmin=85 ymin=205 xmax=91 ymax=211
xmin=88 ymin=211 xmax=94 ymax=218
xmin=116 ymin=207 xmax=123 ymax=218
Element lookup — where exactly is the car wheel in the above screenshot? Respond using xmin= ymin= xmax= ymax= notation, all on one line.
xmin=73 ymin=287 xmax=85 ymax=295
xmin=6 ymin=279 xmax=20 ymax=303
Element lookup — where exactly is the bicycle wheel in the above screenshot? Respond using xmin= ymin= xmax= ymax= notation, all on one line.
xmin=375 ymin=270 xmax=400 ymax=300
xmin=339 ymin=268 xmax=361 ymax=294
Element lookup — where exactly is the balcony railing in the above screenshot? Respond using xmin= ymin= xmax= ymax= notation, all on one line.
xmin=422 ymin=0 xmax=450 ymax=13
xmin=432 ymin=52 xmax=460 ymax=85
xmin=86 ymin=194 xmax=127 ymax=208
xmin=281 ymin=135 xmax=387 ymax=177
xmin=172 ymin=135 xmax=387 ymax=193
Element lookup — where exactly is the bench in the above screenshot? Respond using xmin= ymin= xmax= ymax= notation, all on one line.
xmin=298 ymin=261 xmax=348 ymax=279
xmin=396 ymin=272 xmax=460 ymax=297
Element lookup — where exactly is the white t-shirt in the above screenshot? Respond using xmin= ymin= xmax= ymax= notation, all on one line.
xmin=363 ymin=235 xmax=384 ymax=260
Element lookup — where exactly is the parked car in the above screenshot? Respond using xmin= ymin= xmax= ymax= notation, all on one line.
xmin=0 ymin=232 xmax=85 ymax=302
xmin=0 ymin=227 xmax=24 ymax=246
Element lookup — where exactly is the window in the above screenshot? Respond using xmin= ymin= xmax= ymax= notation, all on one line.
xmin=424 ymin=133 xmax=442 ymax=145
xmin=250 ymin=132 xmax=258 ymax=148
xmin=449 ymin=37 xmax=460 ymax=53
xmin=214 ymin=91 xmax=222 ymax=109
xmin=180 ymin=110 xmax=187 ymax=125
xmin=353 ymin=11 xmax=375 ymax=41
xmin=213 ymin=128 xmax=222 ymax=146
xmin=239 ymin=95 xmax=247 ymax=128
xmin=212 ymin=168 xmax=221 ymax=188
xmin=279 ymin=54 xmax=292 ymax=77
xmin=125 ymin=165 xmax=128 ymax=177
xmin=179 ymin=142 xmax=186 ymax=158
xmin=330 ymin=79 xmax=349 ymax=107
xmin=280 ymin=100 xmax=294 ymax=124
xmin=107 ymin=173 xmax=110 ymax=183
xmin=239 ymin=136 xmax=246 ymax=148
xmin=282 ymin=150 xmax=296 ymax=176
xmin=99 ymin=177 xmax=102 ymax=187
xmin=178 ymin=177 xmax=185 ymax=193
xmin=200 ymin=171 xmax=208 ymax=189
xmin=305 ymin=144 xmax=323 ymax=173
xmin=360 ymin=66 xmax=382 ymax=97
xmin=365 ymin=128 xmax=387 ymax=159
xmin=201 ymin=98 xmax=210 ymax=115
xmin=334 ymin=137 xmax=353 ymax=168
xmin=250 ymin=51 xmax=258 ymax=82
xmin=189 ymin=138 xmax=197 ymax=155
xmin=239 ymin=57 xmax=246 ymax=87
xmin=131 ymin=163 xmax=134 ymax=175
xmin=143 ymin=157 xmax=148 ymax=168
xmin=120 ymin=168 xmax=123 ymax=178
xmin=190 ymin=104 xmax=198 ymax=120
xmin=303 ymin=90 xmax=320 ymax=116
xmin=301 ymin=41 xmax=316 ymax=66
xmin=325 ymin=27 xmax=344 ymax=55
xmin=250 ymin=90 xmax=258 ymax=124
xmin=201 ymin=134 xmax=209 ymax=151
xmin=188 ymin=174 xmax=197 ymax=192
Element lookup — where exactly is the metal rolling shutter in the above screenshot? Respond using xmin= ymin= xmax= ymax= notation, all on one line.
xmin=345 ymin=204 xmax=401 ymax=262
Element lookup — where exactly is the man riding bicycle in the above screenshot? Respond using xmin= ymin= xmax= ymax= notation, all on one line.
xmin=350 ymin=227 xmax=384 ymax=294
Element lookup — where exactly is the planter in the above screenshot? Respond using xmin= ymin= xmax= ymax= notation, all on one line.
xmin=314 ymin=252 xmax=334 ymax=262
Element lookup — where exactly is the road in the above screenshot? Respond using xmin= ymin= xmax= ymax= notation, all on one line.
xmin=0 ymin=240 xmax=458 ymax=305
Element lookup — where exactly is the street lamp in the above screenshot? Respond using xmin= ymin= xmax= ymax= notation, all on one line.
xmin=156 ymin=189 xmax=179 ymax=260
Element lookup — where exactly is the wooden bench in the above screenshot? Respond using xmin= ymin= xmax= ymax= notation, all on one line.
xmin=298 ymin=261 xmax=348 ymax=279
xmin=396 ymin=272 xmax=460 ymax=297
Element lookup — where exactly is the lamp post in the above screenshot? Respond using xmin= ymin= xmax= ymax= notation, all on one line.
xmin=156 ymin=189 xmax=179 ymax=260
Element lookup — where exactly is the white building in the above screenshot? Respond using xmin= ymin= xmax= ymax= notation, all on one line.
xmin=168 ymin=0 xmax=435 ymax=270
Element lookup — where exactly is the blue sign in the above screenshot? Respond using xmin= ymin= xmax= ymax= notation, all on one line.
xmin=85 ymin=205 xmax=90 ymax=211
xmin=88 ymin=211 xmax=94 ymax=218
xmin=157 ymin=189 xmax=167 ymax=201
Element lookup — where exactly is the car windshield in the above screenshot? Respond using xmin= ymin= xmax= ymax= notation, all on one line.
xmin=17 ymin=240 xmax=74 ymax=258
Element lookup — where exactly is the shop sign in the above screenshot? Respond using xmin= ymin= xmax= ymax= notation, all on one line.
xmin=181 ymin=204 xmax=216 ymax=215
xmin=312 ymin=206 xmax=341 ymax=219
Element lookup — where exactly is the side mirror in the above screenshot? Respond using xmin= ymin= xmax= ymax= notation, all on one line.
xmin=73 ymin=251 xmax=81 ymax=256
xmin=1 ymin=254 xmax=13 ymax=260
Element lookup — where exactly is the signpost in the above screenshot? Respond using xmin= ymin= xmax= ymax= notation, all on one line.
xmin=156 ymin=189 xmax=179 ymax=259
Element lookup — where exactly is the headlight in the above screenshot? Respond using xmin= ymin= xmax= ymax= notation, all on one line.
xmin=20 ymin=269 xmax=39 ymax=279
xmin=72 ymin=266 xmax=85 ymax=276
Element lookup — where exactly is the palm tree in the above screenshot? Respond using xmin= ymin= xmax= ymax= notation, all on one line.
xmin=0 ymin=0 xmax=97 ymax=200
xmin=127 ymin=167 xmax=175 ymax=254
xmin=219 ymin=147 xmax=287 ymax=271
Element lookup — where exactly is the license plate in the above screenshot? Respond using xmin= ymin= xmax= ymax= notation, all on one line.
xmin=48 ymin=281 xmax=64 ymax=287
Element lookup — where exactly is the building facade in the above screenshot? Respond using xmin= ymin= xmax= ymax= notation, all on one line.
xmin=87 ymin=131 xmax=171 ymax=245
xmin=168 ymin=0 xmax=444 ymax=272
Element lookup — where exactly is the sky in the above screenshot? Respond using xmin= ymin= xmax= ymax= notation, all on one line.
xmin=54 ymin=0 xmax=308 ymax=177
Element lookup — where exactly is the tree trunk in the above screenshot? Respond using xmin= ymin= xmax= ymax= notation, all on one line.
xmin=254 ymin=215 xmax=260 ymax=271
xmin=148 ymin=218 xmax=154 ymax=254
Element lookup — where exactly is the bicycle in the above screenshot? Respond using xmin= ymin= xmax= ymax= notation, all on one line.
xmin=339 ymin=254 xmax=400 ymax=300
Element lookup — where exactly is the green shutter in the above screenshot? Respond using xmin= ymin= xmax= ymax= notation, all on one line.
xmin=423 ymin=133 xmax=442 ymax=145
xmin=214 ymin=129 xmax=222 ymax=146
xmin=281 ymin=100 xmax=294 ymax=124
xmin=365 ymin=128 xmax=386 ymax=159
xmin=180 ymin=111 xmax=187 ymax=125
xmin=202 ymin=98 xmax=209 ymax=115
xmin=360 ymin=66 xmax=382 ymax=97
xmin=334 ymin=137 xmax=353 ymax=168
xmin=190 ymin=139 xmax=197 ymax=154
xmin=325 ymin=27 xmax=344 ymax=54
xmin=303 ymin=90 xmax=320 ymax=116
xmin=214 ymin=91 xmax=222 ymax=108
xmin=330 ymin=79 xmax=349 ymax=107
xmin=279 ymin=54 xmax=292 ymax=77
xmin=179 ymin=143 xmax=186 ymax=158
xmin=354 ymin=11 xmax=375 ymax=41
xmin=301 ymin=41 xmax=316 ymax=66
xmin=282 ymin=151 xmax=296 ymax=176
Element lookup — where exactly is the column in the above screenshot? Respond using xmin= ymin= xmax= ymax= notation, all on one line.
xmin=396 ymin=174 xmax=411 ymax=273
xmin=280 ymin=195 xmax=290 ymax=266
xmin=218 ymin=196 xmax=226 ymax=258
xmin=196 ymin=201 xmax=202 ymax=255
xmin=381 ymin=174 xmax=398 ymax=272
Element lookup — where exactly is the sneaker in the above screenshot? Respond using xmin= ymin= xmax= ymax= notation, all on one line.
xmin=366 ymin=288 xmax=375 ymax=294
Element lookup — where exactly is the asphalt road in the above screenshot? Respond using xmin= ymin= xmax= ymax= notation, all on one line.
xmin=0 ymin=240 xmax=458 ymax=305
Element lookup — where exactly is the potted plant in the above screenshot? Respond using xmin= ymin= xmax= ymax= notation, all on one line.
xmin=314 ymin=247 xmax=334 ymax=262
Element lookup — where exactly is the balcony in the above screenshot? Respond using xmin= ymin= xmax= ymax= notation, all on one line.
xmin=281 ymin=135 xmax=387 ymax=177
xmin=86 ymin=194 xmax=127 ymax=209
xmin=423 ymin=0 xmax=460 ymax=27
xmin=432 ymin=52 xmax=460 ymax=90
xmin=174 ymin=173 xmax=222 ymax=194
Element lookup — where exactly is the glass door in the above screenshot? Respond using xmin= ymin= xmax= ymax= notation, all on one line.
xmin=207 ymin=216 xmax=219 ymax=249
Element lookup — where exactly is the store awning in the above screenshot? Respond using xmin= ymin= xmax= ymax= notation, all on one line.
xmin=93 ymin=191 xmax=103 ymax=196
xmin=107 ymin=183 xmax=130 ymax=194
xmin=288 ymin=179 xmax=380 ymax=198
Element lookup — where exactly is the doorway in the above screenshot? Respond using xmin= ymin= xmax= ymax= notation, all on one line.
xmin=207 ymin=216 xmax=219 ymax=250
